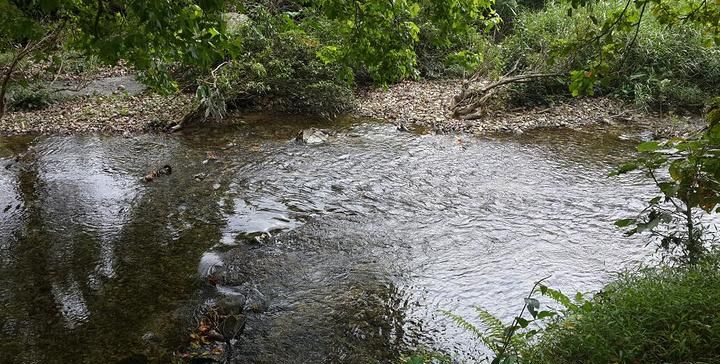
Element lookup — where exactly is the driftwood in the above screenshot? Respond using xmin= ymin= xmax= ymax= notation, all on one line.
xmin=167 ymin=105 xmax=209 ymax=132
xmin=450 ymin=62 xmax=563 ymax=120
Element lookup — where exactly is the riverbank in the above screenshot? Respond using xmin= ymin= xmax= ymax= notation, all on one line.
xmin=355 ymin=80 xmax=701 ymax=135
xmin=0 ymin=77 xmax=701 ymax=136
xmin=0 ymin=92 xmax=194 ymax=135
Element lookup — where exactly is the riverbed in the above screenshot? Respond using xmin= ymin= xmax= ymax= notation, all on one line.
xmin=0 ymin=117 xmax=654 ymax=363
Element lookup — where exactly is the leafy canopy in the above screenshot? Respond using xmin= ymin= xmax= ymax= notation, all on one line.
xmin=564 ymin=0 xmax=720 ymax=96
xmin=1 ymin=0 xmax=234 ymax=92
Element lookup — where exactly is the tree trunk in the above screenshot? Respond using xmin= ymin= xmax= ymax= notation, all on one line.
xmin=0 ymin=53 xmax=23 ymax=120
xmin=0 ymin=25 xmax=65 ymax=121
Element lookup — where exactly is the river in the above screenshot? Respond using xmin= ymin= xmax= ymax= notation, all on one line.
xmin=0 ymin=117 xmax=653 ymax=363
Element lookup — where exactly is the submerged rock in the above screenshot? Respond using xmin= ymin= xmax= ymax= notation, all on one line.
xmin=244 ymin=287 xmax=269 ymax=313
xmin=141 ymin=331 xmax=161 ymax=345
xmin=141 ymin=165 xmax=172 ymax=183
xmin=217 ymin=295 xmax=246 ymax=316
xmin=295 ymin=128 xmax=329 ymax=145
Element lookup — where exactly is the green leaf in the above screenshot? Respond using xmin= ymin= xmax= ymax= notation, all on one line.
xmin=614 ymin=218 xmax=636 ymax=228
xmin=524 ymin=298 xmax=540 ymax=318
xmin=516 ymin=317 xmax=530 ymax=328
xmin=536 ymin=311 xmax=557 ymax=319
xmin=637 ymin=141 xmax=660 ymax=152
xmin=611 ymin=162 xmax=639 ymax=176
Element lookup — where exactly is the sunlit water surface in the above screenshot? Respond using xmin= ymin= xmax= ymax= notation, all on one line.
xmin=0 ymin=118 xmax=654 ymax=363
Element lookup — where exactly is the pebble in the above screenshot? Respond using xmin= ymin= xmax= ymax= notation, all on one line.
xmin=354 ymin=80 xmax=663 ymax=134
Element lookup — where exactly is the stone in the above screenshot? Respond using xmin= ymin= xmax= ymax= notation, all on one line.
xmin=244 ymin=287 xmax=268 ymax=313
xmin=217 ymin=294 xmax=246 ymax=316
xmin=141 ymin=331 xmax=161 ymax=345
xmin=296 ymin=128 xmax=329 ymax=145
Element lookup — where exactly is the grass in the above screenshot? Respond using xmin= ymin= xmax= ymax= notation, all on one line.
xmin=492 ymin=0 xmax=720 ymax=111
xmin=526 ymin=259 xmax=720 ymax=363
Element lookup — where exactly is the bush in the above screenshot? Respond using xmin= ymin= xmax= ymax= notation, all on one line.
xmin=7 ymin=86 xmax=56 ymax=111
xmin=489 ymin=1 xmax=600 ymax=106
xmin=527 ymin=260 xmax=720 ymax=363
xmin=415 ymin=17 xmax=491 ymax=79
xmin=495 ymin=1 xmax=720 ymax=111
xmin=201 ymin=8 xmax=355 ymax=118
xmin=620 ymin=23 xmax=720 ymax=111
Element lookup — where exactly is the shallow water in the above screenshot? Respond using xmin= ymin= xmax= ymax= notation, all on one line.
xmin=0 ymin=118 xmax=654 ymax=363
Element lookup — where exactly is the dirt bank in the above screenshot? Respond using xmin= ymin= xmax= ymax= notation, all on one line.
xmin=0 ymin=93 xmax=193 ymax=135
xmin=0 ymin=78 xmax=699 ymax=136
xmin=354 ymin=80 xmax=684 ymax=134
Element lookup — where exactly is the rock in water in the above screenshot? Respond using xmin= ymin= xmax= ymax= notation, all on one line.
xmin=244 ymin=287 xmax=268 ymax=313
xmin=296 ymin=128 xmax=329 ymax=145
xmin=218 ymin=295 xmax=246 ymax=316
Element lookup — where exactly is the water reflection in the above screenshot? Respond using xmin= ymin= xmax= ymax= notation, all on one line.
xmin=0 ymin=119 xmax=655 ymax=363
xmin=0 ymin=134 xmax=230 ymax=363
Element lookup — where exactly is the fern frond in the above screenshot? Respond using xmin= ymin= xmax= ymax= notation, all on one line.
xmin=540 ymin=286 xmax=579 ymax=312
xmin=440 ymin=309 xmax=485 ymax=340
xmin=474 ymin=306 xmax=506 ymax=340
xmin=476 ymin=306 xmax=533 ymax=353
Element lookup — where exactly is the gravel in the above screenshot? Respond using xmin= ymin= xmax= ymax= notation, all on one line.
xmin=354 ymin=79 xmax=665 ymax=134
xmin=0 ymin=77 xmax=695 ymax=136
xmin=0 ymin=93 xmax=194 ymax=136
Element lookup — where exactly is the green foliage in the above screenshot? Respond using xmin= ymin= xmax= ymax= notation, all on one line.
xmin=617 ymin=22 xmax=720 ymax=110
xmin=415 ymin=17 xmax=493 ymax=79
xmin=561 ymin=0 xmax=720 ymax=103
xmin=612 ymin=119 xmax=720 ymax=265
xmin=492 ymin=1 xmax=600 ymax=104
xmin=496 ymin=1 xmax=720 ymax=109
xmin=191 ymin=0 xmax=501 ymax=117
xmin=439 ymin=279 xmax=573 ymax=364
xmin=73 ymin=0 xmax=234 ymax=93
xmin=0 ymin=0 xmax=232 ymax=90
xmin=0 ymin=0 xmax=233 ymax=120
xmin=527 ymin=261 xmax=720 ymax=364
xmin=7 ymin=86 xmax=56 ymax=111
xmin=313 ymin=0 xmax=420 ymax=83
xmin=194 ymin=7 xmax=355 ymax=118
xmin=314 ymin=0 xmax=498 ymax=83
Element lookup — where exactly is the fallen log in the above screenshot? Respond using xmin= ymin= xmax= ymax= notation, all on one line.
xmin=451 ymin=72 xmax=564 ymax=119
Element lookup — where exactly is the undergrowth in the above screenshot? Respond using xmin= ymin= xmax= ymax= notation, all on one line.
xmin=492 ymin=1 xmax=720 ymax=112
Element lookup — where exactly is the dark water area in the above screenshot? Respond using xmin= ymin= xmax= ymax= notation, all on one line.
xmin=0 ymin=117 xmax=654 ymax=363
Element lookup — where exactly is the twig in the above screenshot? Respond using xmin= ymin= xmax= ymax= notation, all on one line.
xmin=591 ymin=0 xmax=633 ymax=43
xmin=620 ymin=2 xmax=647 ymax=67
xmin=1 ymin=23 xmax=65 ymax=117
xmin=502 ymin=59 xmax=521 ymax=79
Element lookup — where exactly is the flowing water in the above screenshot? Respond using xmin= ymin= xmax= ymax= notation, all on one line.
xmin=0 ymin=117 xmax=654 ymax=363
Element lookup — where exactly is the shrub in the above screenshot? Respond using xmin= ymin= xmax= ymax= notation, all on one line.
xmin=7 ymin=86 xmax=56 ymax=111
xmin=415 ymin=16 xmax=492 ymax=79
xmin=490 ymin=1 xmax=600 ymax=105
xmin=199 ymin=8 xmax=355 ymax=119
xmin=495 ymin=1 xmax=720 ymax=111
xmin=527 ymin=260 xmax=720 ymax=363
xmin=619 ymin=23 xmax=720 ymax=111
